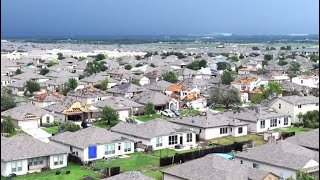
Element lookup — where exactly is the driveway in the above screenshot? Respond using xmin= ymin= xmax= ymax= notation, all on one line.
xmin=23 ymin=128 xmax=51 ymax=143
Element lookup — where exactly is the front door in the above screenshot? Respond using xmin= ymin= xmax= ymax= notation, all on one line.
xmin=180 ymin=136 xmax=183 ymax=145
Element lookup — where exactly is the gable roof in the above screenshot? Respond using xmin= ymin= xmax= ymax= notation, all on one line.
xmin=162 ymin=154 xmax=277 ymax=180
xmin=235 ymin=140 xmax=319 ymax=170
xmin=107 ymin=83 xmax=146 ymax=94
xmin=1 ymin=134 xmax=68 ymax=162
xmin=93 ymin=96 xmax=143 ymax=110
xmin=1 ymin=103 xmax=53 ymax=121
xmin=143 ymin=80 xmax=173 ymax=92
xmin=50 ymin=127 xmax=130 ymax=149
xmin=132 ymin=90 xmax=172 ymax=106
xmin=111 ymin=119 xmax=192 ymax=139
xmin=285 ymin=128 xmax=319 ymax=151
xmin=271 ymin=95 xmax=319 ymax=106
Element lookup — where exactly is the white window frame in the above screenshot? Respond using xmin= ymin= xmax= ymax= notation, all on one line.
xmin=156 ymin=137 xmax=163 ymax=147
xmin=220 ymin=127 xmax=228 ymax=134
xmin=105 ymin=144 xmax=115 ymax=155
xmin=270 ymin=119 xmax=277 ymax=127
xmin=58 ymin=155 xmax=64 ymax=165
xmin=260 ymin=120 xmax=265 ymax=129
xmin=124 ymin=142 xmax=131 ymax=152
xmin=169 ymin=135 xmax=178 ymax=145
xmin=186 ymin=133 xmax=193 ymax=142
xmin=284 ymin=117 xmax=288 ymax=126
xmin=298 ymin=105 xmax=302 ymax=108
xmin=11 ymin=161 xmax=22 ymax=172
xmin=238 ymin=127 xmax=243 ymax=134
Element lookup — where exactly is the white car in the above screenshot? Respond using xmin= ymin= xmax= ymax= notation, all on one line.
xmin=160 ymin=109 xmax=176 ymax=118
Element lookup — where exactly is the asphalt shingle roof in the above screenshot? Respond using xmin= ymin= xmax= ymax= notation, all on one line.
xmin=285 ymin=128 xmax=319 ymax=151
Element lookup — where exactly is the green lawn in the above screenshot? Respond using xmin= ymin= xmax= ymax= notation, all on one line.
xmin=209 ymin=133 xmax=266 ymax=147
xmin=144 ymin=171 xmax=163 ymax=180
xmin=42 ymin=126 xmax=59 ymax=134
xmin=6 ymin=163 xmax=99 ymax=180
xmin=152 ymin=148 xmax=202 ymax=158
xmin=181 ymin=109 xmax=201 ymax=116
xmin=92 ymin=152 xmax=159 ymax=172
xmin=6 ymin=130 xmax=24 ymax=137
xmin=211 ymin=106 xmax=226 ymax=112
xmin=274 ymin=127 xmax=314 ymax=135
xmin=135 ymin=114 xmax=162 ymax=122
xmin=92 ymin=121 xmax=116 ymax=129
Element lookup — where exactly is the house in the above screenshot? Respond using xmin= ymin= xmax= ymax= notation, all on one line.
xmin=285 ymin=128 xmax=319 ymax=151
xmin=107 ymin=83 xmax=147 ymax=99
xmin=1 ymin=75 xmax=15 ymax=86
xmin=6 ymin=80 xmax=25 ymax=96
xmin=175 ymin=68 xmax=197 ymax=80
xmin=143 ymin=80 xmax=173 ymax=93
xmin=292 ymin=75 xmax=319 ymax=89
xmin=67 ymin=86 xmax=111 ymax=104
xmin=1 ymin=103 xmax=55 ymax=130
xmin=29 ymin=93 xmax=65 ymax=108
xmin=162 ymin=154 xmax=280 ymax=180
xmin=80 ymin=73 xmax=118 ymax=88
xmin=235 ymin=140 xmax=319 ymax=179
xmin=169 ymin=111 xmax=248 ymax=140
xmin=132 ymin=90 xmax=180 ymax=111
xmin=231 ymin=74 xmax=269 ymax=93
xmin=280 ymin=81 xmax=312 ymax=96
xmin=1 ymin=134 xmax=68 ymax=176
xmin=224 ymin=107 xmax=291 ymax=133
xmin=102 ymin=171 xmax=153 ymax=180
xmin=93 ymin=96 xmax=144 ymax=121
xmin=111 ymin=119 xmax=196 ymax=151
xmin=49 ymin=127 xmax=134 ymax=162
xmin=268 ymin=95 xmax=319 ymax=123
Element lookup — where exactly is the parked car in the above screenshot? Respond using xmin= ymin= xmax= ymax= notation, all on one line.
xmin=160 ymin=109 xmax=176 ymax=117
xmin=171 ymin=109 xmax=181 ymax=116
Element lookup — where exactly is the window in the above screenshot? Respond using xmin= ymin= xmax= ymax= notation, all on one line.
xmin=46 ymin=116 xmax=50 ymax=123
xmin=58 ymin=155 xmax=63 ymax=165
xmin=240 ymin=160 xmax=243 ymax=164
xmin=278 ymin=103 xmax=281 ymax=109
xmin=220 ymin=127 xmax=228 ymax=134
xmin=124 ymin=142 xmax=131 ymax=152
xmin=11 ymin=161 xmax=22 ymax=172
xmin=169 ymin=135 xmax=178 ymax=145
xmin=270 ymin=119 xmax=277 ymax=127
xmin=316 ymin=103 xmax=319 ymax=106
xmin=187 ymin=133 xmax=193 ymax=142
xmin=260 ymin=120 xmax=265 ymax=129
xmin=105 ymin=144 xmax=115 ymax=155
xmin=238 ymin=127 xmax=243 ymax=134
xmin=298 ymin=105 xmax=302 ymax=108
xmin=301 ymin=80 xmax=303 ymax=84
xmin=156 ymin=137 xmax=163 ymax=147
xmin=284 ymin=117 xmax=288 ymax=125
xmin=53 ymin=155 xmax=64 ymax=165
xmin=253 ymin=163 xmax=259 ymax=169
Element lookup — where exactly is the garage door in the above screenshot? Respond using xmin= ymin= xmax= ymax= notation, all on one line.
xmin=118 ymin=110 xmax=129 ymax=121
xmin=19 ymin=120 xmax=38 ymax=130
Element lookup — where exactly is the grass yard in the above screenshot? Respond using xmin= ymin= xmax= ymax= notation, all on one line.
xmin=135 ymin=114 xmax=162 ymax=122
xmin=92 ymin=121 xmax=116 ymax=129
xmin=211 ymin=106 xmax=226 ymax=112
xmin=209 ymin=133 xmax=266 ymax=147
xmin=152 ymin=148 xmax=202 ymax=158
xmin=6 ymin=130 xmax=24 ymax=137
xmin=6 ymin=163 xmax=99 ymax=180
xmin=144 ymin=171 xmax=163 ymax=180
xmin=92 ymin=152 xmax=159 ymax=172
xmin=274 ymin=127 xmax=314 ymax=135
xmin=42 ymin=126 xmax=59 ymax=134
xmin=181 ymin=109 xmax=201 ymax=116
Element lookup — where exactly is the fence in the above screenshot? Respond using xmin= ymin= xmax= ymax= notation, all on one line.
xmin=67 ymin=153 xmax=84 ymax=166
xmin=281 ymin=132 xmax=295 ymax=139
xmin=99 ymin=167 xmax=120 ymax=179
xmin=160 ymin=140 xmax=251 ymax=167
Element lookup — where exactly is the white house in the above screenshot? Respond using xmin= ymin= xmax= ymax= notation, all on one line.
xmin=235 ymin=140 xmax=319 ymax=179
xmin=49 ymin=127 xmax=134 ymax=162
xmin=292 ymin=75 xmax=319 ymax=89
xmin=225 ymin=107 xmax=291 ymax=133
xmin=111 ymin=119 xmax=197 ymax=151
xmin=169 ymin=112 xmax=248 ymax=140
xmin=231 ymin=74 xmax=268 ymax=93
xmin=1 ymin=135 xmax=68 ymax=177
xmin=268 ymin=95 xmax=319 ymax=123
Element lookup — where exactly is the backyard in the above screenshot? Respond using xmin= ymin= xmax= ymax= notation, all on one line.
xmin=42 ymin=126 xmax=59 ymax=134
xmin=274 ymin=127 xmax=314 ymax=135
xmin=3 ymin=163 xmax=99 ymax=180
xmin=209 ymin=133 xmax=266 ymax=147
xmin=135 ymin=113 xmax=162 ymax=122
xmin=92 ymin=121 xmax=117 ymax=129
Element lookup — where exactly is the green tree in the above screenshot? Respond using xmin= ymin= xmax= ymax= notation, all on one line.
xmin=1 ymin=116 xmax=15 ymax=133
xmin=162 ymin=71 xmax=178 ymax=83
xmin=309 ymin=54 xmax=319 ymax=62
xmin=135 ymin=55 xmax=141 ymax=60
xmin=217 ymin=62 xmax=231 ymax=70
xmin=286 ymin=46 xmax=292 ymax=50
xmin=231 ymin=56 xmax=239 ymax=62
xmin=132 ymin=79 xmax=140 ymax=85
xmin=47 ymin=60 xmax=57 ymax=67
xmin=59 ymin=122 xmax=80 ymax=132
xmin=262 ymin=60 xmax=268 ymax=67
xmin=67 ymin=78 xmax=78 ymax=90
xmin=270 ymin=47 xmax=276 ymax=50
xmin=297 ymin=110 xmax=319 ymax=128
xmin=290 ymin=61 xmax=300 ymax=72
xmin=262 ymin=82 xmax=282 ymax=99
xmin=208 ymin=52 xmax=214 ymax=57
xmin=198 ymin=59 xmax=207 ymax=68
xmin=239 ymin=54 xmax=245 ymax=59
xmin=286 ymin=171 xmax=317 ymax=180
xmin=135 ymin=63 xmax=143 ymax=67
xmin=40 ymin=68 xmax=49 ymax=75
xmin=252 ymin=47 xmax=260 ymax=50
xmin=95 ymin=54 xmax=106 ymax=61
xmin=144 ymin=102 xmax=156 ymax=116
xmin=221 ymin=71 xmax=234 ymax=85
xmin=278 ymin=60 xmax=289 ymax=66
xmin=99 ymin=78 xmax=109 ymax=90
xmin=84 ymin=60 xmax=108 ymax=76
xmin=251 ymin=94 xmax=264 ymax=104
xmin=15 ymin=69 xmax=22 ymax=75
xmin=264 ymin=54 xmax=273 ymax=61
xmin=57 ymin=53 xmax=65 ymax=60
xmin=125 ymin=64 xmax=132 ymax=70
xmin=1 ymin=93 xmax=16 ymax=112
xmin=210 ymin=87 xmax=242 ymax=109
xmin=280 ymin=46 xmax=287 ymax=50
xmin=25 ymin=80 xmax=40 ymax=94
xmin=150 ymin=63 xmax=156 ymax=68
xmin=99 ymin=106 xmax=119 ymax=125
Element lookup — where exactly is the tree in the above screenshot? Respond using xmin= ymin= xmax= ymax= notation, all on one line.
xmin=84 ymin=60 xmax=108 ymax=76
xmin=67 ymin=78 xmax=78 ymax=91
xmin=230 ymin=56 xmax=239 ymax=62
xmin=1 ymin=93 xmax=16 ymax=112
xmin=15 ymin=69 xmax=22 ymax=75
xmin=125 ymin=64 xmax=132 ymax=70
xmin=278 ymin=60 xmax=289 ymax=66
xmin=286 ymin=46 xmax=291 ymax=50
xmin=99 ymin=106 xmax=119 ymax=125
xmin=251 ymin=94 xmax=264 ymax=104
xmin=25 ymin=80 xmax=40 ymax=94
xmin=132 ymin=79 xmax=140 ymax=85
xmin=262 ymin=60 xmax=268 ymax=67
xmin=264 ymin=54 xmax=273 ymax=61
xmin=239 ymin=54 xmax=245 ymax=59
xmin=95 ymin=54 xmax=106 ymax=61
xmin=270 ymin=47 xmax=276 ymax=50
xmin=208 ymin=52 xmax=214 ymax=57
xmin=1 ymin=116 xmax=15 ymax=133
xmin=221 ymin=71 xmax=234 ymax=85
xmin=217 ymin=62 xmax=231 ymax=70
xmin=99 ymin=78 xmax=109 ymax=90
xmin=135 ymin=55 xmax=141 ymax=60
xmin=57 ymin=53 xmax=65 ymax=60
xmin=252 ymin=47 xmax=260 ymax=50
xmin=144 ymin=102 xmax=156 ymax=116
xmin=198 ymin=59 xmax=207 ymax=68
xmin=135 ymin=63 xmax=143 ymax=67
xmin=286 ymin=171 xmax=317 ymax=180
xmin=290 ymin=61 xmax=300 ymax=72
xmin=309 ymin=54 xmax=319 ymax=62
xmin=47 ymin=60 xmax=57 ymax=67
xmin=59 ymin=122 xmax=80 ymax=132
xmin=297 ymin=110 xmax=319 ymax=128
xmin=150 ymin=63 xmax=156 ymax=68
xmin=162 ymin=71 xmax=178 ymax=83
xmin=40 ymin=68 xmax=49 ymax=75
xmin=210 ymin=87 xmax=242 ymax=109
xmin=280 ymin=47 xmax=287 ymax=50
xmin=262 ymin=82 xmax=282 ymax=99
xmin=187 ymin=59 xmax=207 ymax=70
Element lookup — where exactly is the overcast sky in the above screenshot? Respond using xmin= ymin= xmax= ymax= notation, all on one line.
xmin=1 ymin=0 xmax=319 ymax=37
